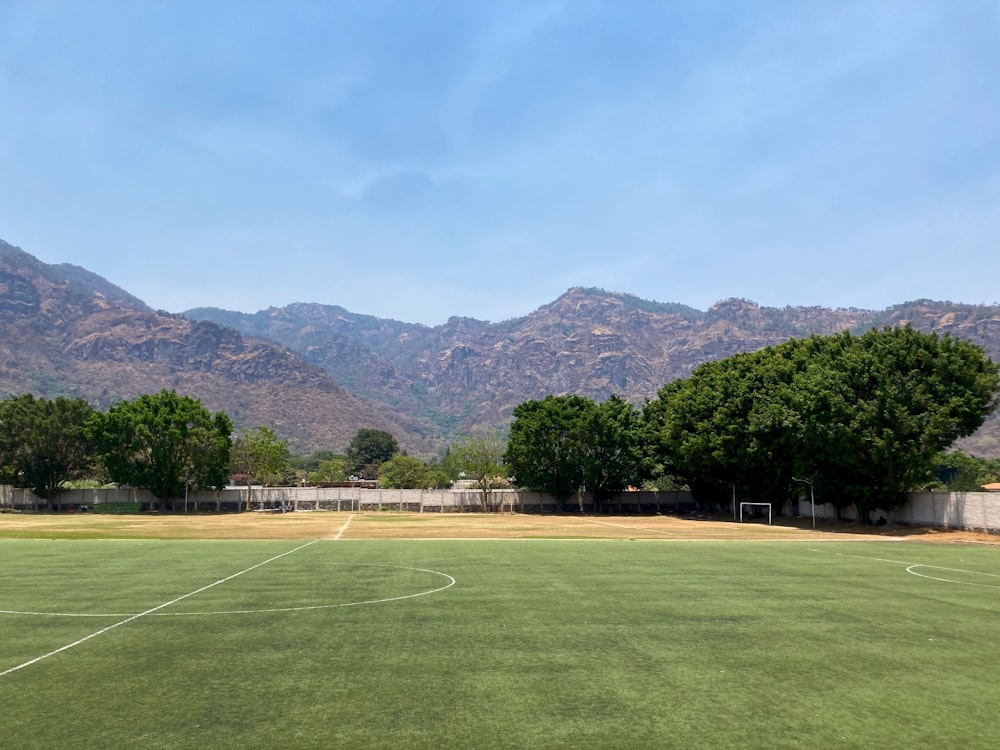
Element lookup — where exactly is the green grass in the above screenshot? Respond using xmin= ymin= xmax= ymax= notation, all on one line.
xmin=1 ymin=539 xmax=999 ymax=749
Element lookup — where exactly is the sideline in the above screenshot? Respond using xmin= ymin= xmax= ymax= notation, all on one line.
xmin=0 ymin=539 xmax=318 ymax=678
xmin=581 ymin=518 xmax=676 ymax=536
xmin=331 ymin=513 xmax=354 ymax=540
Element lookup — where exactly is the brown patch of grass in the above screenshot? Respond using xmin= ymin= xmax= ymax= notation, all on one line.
xmin=6 ymin=510 xmax=995 ymax=543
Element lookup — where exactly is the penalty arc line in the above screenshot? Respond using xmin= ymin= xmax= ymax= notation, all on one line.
xmin=808 ymin=548 xmax=1000 ymax=587
xmin=905 ymin=565 xmax=1000 ymax=588
xmin=0 ymin=539 xmax=319 ymax=679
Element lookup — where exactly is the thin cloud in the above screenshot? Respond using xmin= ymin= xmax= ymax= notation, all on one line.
xmin=0 ymin=0 xmax=997 ymax=323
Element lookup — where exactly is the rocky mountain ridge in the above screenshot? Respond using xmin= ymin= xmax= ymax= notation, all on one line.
xmin=0 ymin=239 xmax=436 ymax=454
xmin=188 ymin=289 xmax=1000 ymax=454
xmin=3 ymin=238 xmax=998 ymax=455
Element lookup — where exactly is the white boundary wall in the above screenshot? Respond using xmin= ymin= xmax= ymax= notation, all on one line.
xmin=0 ymin=486 xmax=693 ymax=514
xmin=899 ymin=492 xmax=1000 ymax=530
xmin=4 ymin=485 xmax=997 ymax=530
xmin=805 ymin=491 xmax=1000 ymax=530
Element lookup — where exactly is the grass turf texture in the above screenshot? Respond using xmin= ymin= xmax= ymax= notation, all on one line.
xmin=1 ymin=525 xmax=998 ymax=748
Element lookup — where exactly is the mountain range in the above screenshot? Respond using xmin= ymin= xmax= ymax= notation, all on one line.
xmin=3 ymin=237 xmax=999 ymax=456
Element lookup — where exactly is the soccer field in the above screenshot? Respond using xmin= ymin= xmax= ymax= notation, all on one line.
xmin=1 ymin=514 xmax=998 ymax=749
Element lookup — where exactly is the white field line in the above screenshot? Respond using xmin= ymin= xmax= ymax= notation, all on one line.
xmin=290 ymin=538 xmax=952 ymax=548
xmin=0 ymin=539 xmax=318 ymax=679
xmin=581 ymin=518 xmax=675 ymax=536
xmin=808 ymin=549 xmax=918 ymax=566
xmin=330 ymin=513 xmax=354 ymax=540
xmin=905 ymin=565 xmax=1000 ymax=588
xmin=808 ymin=548 xmax=1000 ymax=588
xmin=153 ymin=566 xmax=457 ymax=615
xmin=1 ymin=563 xmax=457 ymax=618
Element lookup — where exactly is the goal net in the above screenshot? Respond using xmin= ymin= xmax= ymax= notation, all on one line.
xmin=739 ymin=502 xmax=772 ymax=525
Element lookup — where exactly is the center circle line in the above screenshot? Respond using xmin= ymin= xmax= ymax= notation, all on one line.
xmin=0 ymin=564 xmax=457 ymax=618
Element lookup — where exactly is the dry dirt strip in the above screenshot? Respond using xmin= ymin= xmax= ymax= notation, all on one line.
xmin=1 ymin=511 xmax=995 ymax=543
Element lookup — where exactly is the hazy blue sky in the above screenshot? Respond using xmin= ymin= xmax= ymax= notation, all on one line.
xmin=2 ymin=1 xmax=998 ymax=324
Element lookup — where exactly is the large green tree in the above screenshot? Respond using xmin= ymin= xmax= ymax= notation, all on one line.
xmin=506 ymin=395 xmax=594 ymax=504
xmin=231 ymin=426 xmax=290 ymax=510
xmin=645 ymin=327 xmax=1000 ymax=520
xmin=0 ymin=394 xmax=97 ymax=505
xmin=642 ymin=355 xmax=777 ymax=509
xmin=90 ymin=390 xmax=233 ymax=508
xmin=798 ymin=327 xmax=1000 ymax=517
xmin=450 ymin=431 xmax=507 ymax=511
xmin=346 ymin=429 xmax=399 ymax=478
xmin=507 ymin=394 xmax=643 ymax=509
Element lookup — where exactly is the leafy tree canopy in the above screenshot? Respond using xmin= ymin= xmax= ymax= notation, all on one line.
xmin=89 ymin=390 xmax=232 ymax=504
xmin=232 ymin=427 xmax=288 ymax=484
xmin=346 ymin=429 xmax=399 ymax=476
xmin=506 ymin=395 xmax=594 ymax=502
xmin=378 ymin=453 xmax=434 ymax=489
xmin=288 ymin=450 xmax=336 ymax=474
xmin=0 ymin=394 xmax=97 ymax=501
xmin=585 ymin=395 xmax=643 ymax=502
xmin=450 ymin=431 xmax=507 ymax=510
xmin=930 ymin=450 xmax=1000 ymax=492
xmin=644 ymin=327 xmax=1000 ymax=517
xmin=428 ymin=470 xmax=453 ymax=490
xmin=506 ymin=394 xmax=641 ymax=505
xmin=231 ymin=426 xmax=289 ymax=509
xmin=307 ymin=456 xmax=348 ymax=485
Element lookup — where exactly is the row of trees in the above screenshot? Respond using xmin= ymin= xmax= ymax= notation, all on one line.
xmin=0 ymin=391 xmax=237 ymax=509
xmin=931 ymin=451 xmax=1000 ymax=491
xmin=645 ymin=327 xmax=1000 ymax=518
xmin=0 ymin=391 xmax=429 ymax=508
xmin=295 ymin=428 xmax=509 ymax=511
xmin=504 ymin=327 xmax=1000 ymax=519
xmin=337 ymin=430 xmax=509 ymax=511
xmin=0 ymin=391 xmax=509 ymax=510
xmin=3 ymin=328 xmax=998 ymax=517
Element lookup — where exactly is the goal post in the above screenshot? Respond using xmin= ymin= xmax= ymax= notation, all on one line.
xmin=739 ymin=502 xmax=772 ymax=525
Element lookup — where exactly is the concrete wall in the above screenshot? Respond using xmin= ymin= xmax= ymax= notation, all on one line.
xmin=3 ymin=484 xmax=997 ymax=530
xmin=808 ymin=491 xmax=1000 ymax=531
xmin=0 ymin=485 xmax=695 ymax=514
